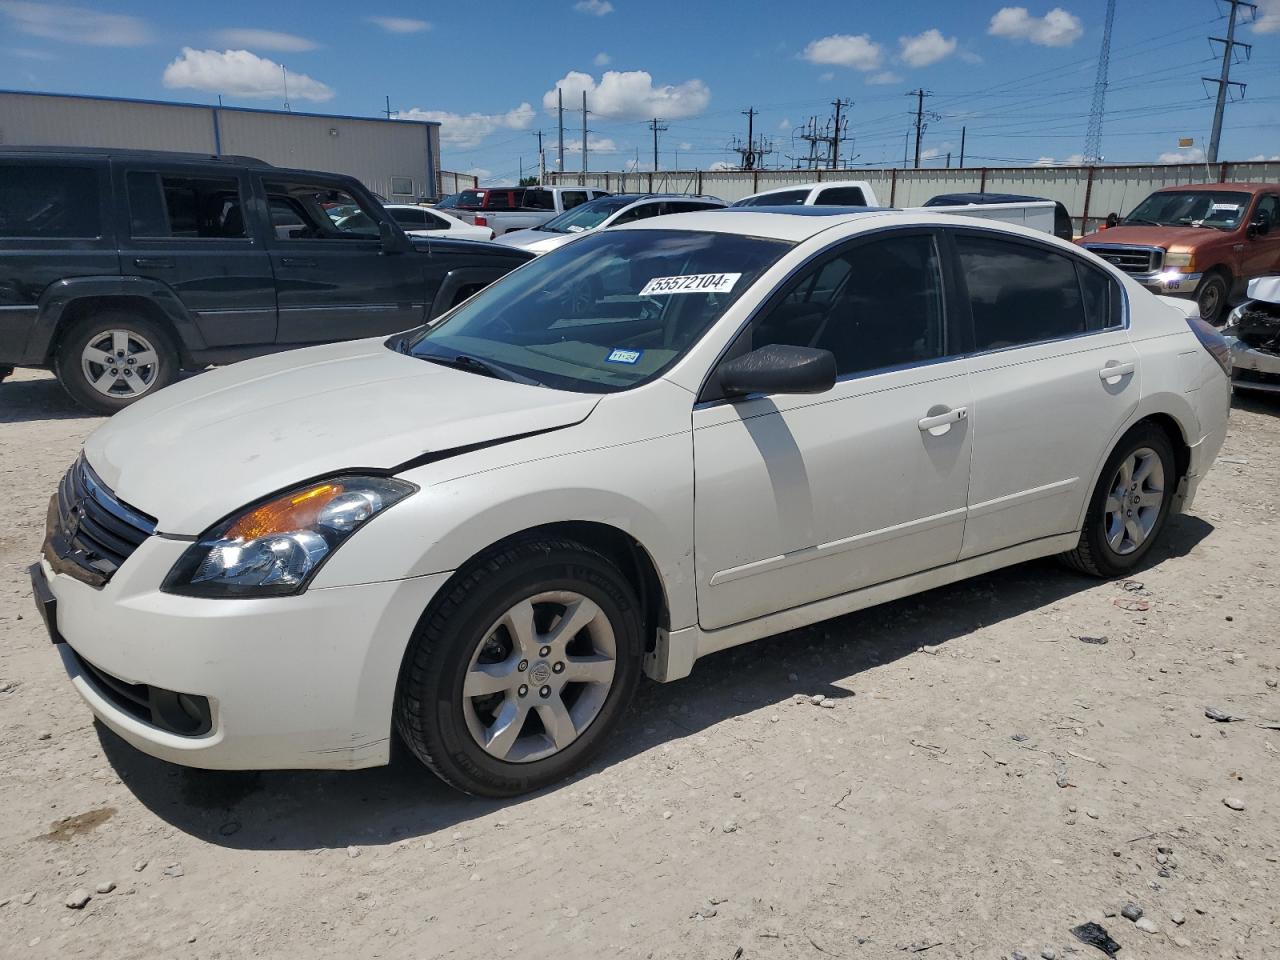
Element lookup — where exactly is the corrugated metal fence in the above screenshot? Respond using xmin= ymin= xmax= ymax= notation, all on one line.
xmin=546 ymin=162 xmax=1280 ymax=234
xmin=437 ymin=170 xmax=480 ymax=195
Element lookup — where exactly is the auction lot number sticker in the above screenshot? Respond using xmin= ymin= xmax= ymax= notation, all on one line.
xmin=639 ymin=273 xmax=741 ymax=296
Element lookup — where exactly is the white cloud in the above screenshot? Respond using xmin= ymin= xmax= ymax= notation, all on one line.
xmin=1033 ymin=153 xmax=1085 ymax=166
xmin=1254 ymin=0 xmax=1280 ymax=33
xmin=593 ymin=51 xmax=612 ymax=66
xmin=366 ymin=16 xmax=430 ymax=33
xmin=958 ymin=48 xmax=984 ymax=64
xmin=574 ymin=0 xmax=614 ymax=15
xmin=8 ymin=47 xmax=57 ymax=60
xmin=1158 ymin=146 xmax=1205 ymax=164
xmin=163 ymin=48 xmax=334 ymax=102
xmin=867 ymin=71 xmax=903 ymax=85
xmin=801 ymin=33 xmax=884 ymax=71
xmin=211 ymin=29 xmax=317 ymax=52
xmin=464 ymin=167 xmax=492 ymax=180
xmin=678 ymin=141 xmax=693 ymax=150
xmin=709 ymin=160 xmax=737 ymax=171
xmin=988 ymin=7 xmax=1084 ymax=47
xmin=0 ymin=1 xmax=150 ymax=46
xmin=543 ymin=69 xmax=710 ymax=120
xmin=899 ymin=28 xmax=957 ymax=67
xmin=564 ymin=136 xmax=618 ymax=154
xmin=1247 ymin=153 xmax=1280 ymax=161
xmin=396 ymin=103 xmax=535 ymax=149
xmin=778 ymin=118 xmax=791 ymax=131
xmin=819 ymin=71 xmax=835 ymax=82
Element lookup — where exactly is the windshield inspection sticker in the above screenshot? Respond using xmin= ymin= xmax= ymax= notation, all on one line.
xmin=606 ymin=348 xmax=643 ymax=365
xmin=639 ymin=272 xmax=741 ymax=296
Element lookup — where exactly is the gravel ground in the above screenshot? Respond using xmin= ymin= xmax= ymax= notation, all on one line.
xmin=1 ymin=366 xmax=1278 ymax=960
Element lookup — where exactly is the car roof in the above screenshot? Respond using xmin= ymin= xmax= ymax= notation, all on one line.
xmin=0 ymin=144 xmax=270 ymax=166
xmin=928 ymin=192 xmax=1050 ymax=205
xmin=744 ymin=180 xmax=869 ymax=197
xmin=1155 ymin=182 xmax=1279 ymax=192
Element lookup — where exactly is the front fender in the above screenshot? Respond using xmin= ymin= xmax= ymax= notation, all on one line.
xmin=27 ymin=275 xmax=206 ymax=365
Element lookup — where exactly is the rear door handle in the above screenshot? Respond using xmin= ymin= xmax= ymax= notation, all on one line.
xmin=133 ymin=257 xmax=173 ymax=269
xmin=918 ymin=406 xmax=968 ymax=434
xmin=281 ymin=257 xmax=318 ymax=268
xmin=1098 ymin=361 xmax=1135 ymax=382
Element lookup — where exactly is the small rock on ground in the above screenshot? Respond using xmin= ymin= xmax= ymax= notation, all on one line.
xmin=1122 ymin=903 xmax=1144 ymax=921
xmin=1223 ymin=797 xmax=1245 ymax=811
xmin=1135 ymin=917 xmax=1159 ymax=934
xmin=65 ymin=889 xmax=90 ymax=909
xmin=94 ymin=881 xmax=115 ymax=894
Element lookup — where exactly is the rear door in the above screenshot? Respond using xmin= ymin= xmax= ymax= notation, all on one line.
xmin=117 ymin=163 xmax=276 ymax=347
xmin=259 ymin=175 xmax=427 ymax=345
xmin=949 ymin=228 xmax=1138 ymax=558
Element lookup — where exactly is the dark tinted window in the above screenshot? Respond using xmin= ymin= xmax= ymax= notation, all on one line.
xmin=734 ymin=189 xmax=809 ymax=207
xmin=750 ymin=233 xmax=946 ymax=377
xmin=523 ymin=189 xmax=556 ymax=210
xmin=1077 ymin=262 xmax=1121 ymax=330
xmin=956 ymin=235 xmax=1087 ymax=349
xmin=816 ymin=186 xmax=866 ymax=205
xmin=0 ymin=164 xmax=100 ymax=238
xmin=127 ymin=173 xmax=245 ymax=239
xmin=562 ymin=191 xmax=589 ymax=209
xmin=660 ymin=200 xmax=721 ymax=215
xmin=486 ymin=191 xmax=513 ymax=210
xmin=263 ymin=181 xmax=380 ymax=239
xmin=456 ymin=190 xmax=485 ymax=208
xmin=391 ymin=208 xmax=428 ymax=226
xmin=611 ymin=203 xmax=661 ymax=225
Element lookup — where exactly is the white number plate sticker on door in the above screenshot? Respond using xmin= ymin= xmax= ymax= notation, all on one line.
xmin=639 ymin=273 xmax=741 ymax=296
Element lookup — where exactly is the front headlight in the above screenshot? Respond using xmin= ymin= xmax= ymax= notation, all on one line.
xmin=1164 ymin=250 xmax=1195 ymax=271
xmin=162 ymin=475 xmax=415 ymax=598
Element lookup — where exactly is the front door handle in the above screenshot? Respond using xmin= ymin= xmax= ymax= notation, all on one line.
xmin=133 ymin=257 xmax=173 ymax=269
xmin=918 ymin=406 xmax=968 ymax=435
xmin=1098 ymin=360 xmax=1135 ymax=382
xmin=280 ymin=257 xmax=318 ymax=268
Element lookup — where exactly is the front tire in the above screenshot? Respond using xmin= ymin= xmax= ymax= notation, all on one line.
xmin=55 ymin=310 xmax=179 ymax=415
xmin=1061 ymin=423 xmax=1177 ymax=577
xmin=395 ymin=536 xmax=644 ymax=797
xmin=1196 ymin=270 xmax=1229 ymax=324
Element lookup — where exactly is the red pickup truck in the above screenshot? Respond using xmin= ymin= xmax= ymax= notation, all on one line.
xmin=1077 ymin=182 xmax=1280 ymax=322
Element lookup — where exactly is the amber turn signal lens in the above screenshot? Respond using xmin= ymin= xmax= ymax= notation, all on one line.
xmin=223 ymin=483 xmax=345 ymax=541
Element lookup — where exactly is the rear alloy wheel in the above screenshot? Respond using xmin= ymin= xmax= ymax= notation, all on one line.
xmin=395 ymin=537 xmax=643 ymax=796
xmin=1061 ymin=423 xmax=1177 ymax=577
xmin=56 ymin=310 xmax=178 ymax=415
xmin=1196 ymin=271 xmax=1229 ymax=324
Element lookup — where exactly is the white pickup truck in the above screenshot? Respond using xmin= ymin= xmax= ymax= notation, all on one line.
xmin=451 ymin=185 xmax=611 ymax=236
xmin=733 ymin=181 xmax=1062 ymax=238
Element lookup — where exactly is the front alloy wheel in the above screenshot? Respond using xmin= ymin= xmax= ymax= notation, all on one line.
xmin=396 ymin=536 xmax=643 ymax=796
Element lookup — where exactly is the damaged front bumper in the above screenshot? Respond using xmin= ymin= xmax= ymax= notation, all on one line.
xmin=1225 ymin=335 xmax=1280 ymax=394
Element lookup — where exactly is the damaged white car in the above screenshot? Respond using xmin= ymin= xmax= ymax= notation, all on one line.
xmin=31 ymin=208 xmax=1230 ymax=796
xmin=1223 ymin=276 xmax=1280 ymax=395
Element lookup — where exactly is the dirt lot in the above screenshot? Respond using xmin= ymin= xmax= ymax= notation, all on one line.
xmin=1 ymin=366 xmax=1278 ymax=960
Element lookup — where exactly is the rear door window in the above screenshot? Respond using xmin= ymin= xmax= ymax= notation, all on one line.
xmin=815 ymin=186 xmax=867 ymax=205
xmin=0 ymin=164 xmax=102 ymax=238
xmin=127 ymin=172 xmax=246 ymax=239
xmin=562 ymin=191 xmax=589 ymax=209
xmin=954 ymin=234 xmax=1089 ymax=349
xmin=523 ymin=189 xmax=556 ymax=211
xmin=735 ymin=189 xmax=809 ymax=207
xmin=486 ymin=191 xmax=513 ymax=210
xmin=391 ymin=208 xmax=428 ymax=226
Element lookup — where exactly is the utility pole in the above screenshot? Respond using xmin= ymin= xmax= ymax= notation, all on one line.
xmin=743 ymin=107 xmax=757 ymax=169
xmin=384 ymin=95 xmax=392 ymax=120
xmin=959 ymin=126 xmax=966 ymax=167
xmin=1083 ymin=0 xmax=1116 ymax=163
xmin=908 ymin=89 xmax=932 ymax=168
xmin=649 ymin=117 xmax=668 ymax=172
xmin=946 ymin=151 xmax=951 ymax=169
xmin=903 ymin=129 xmax=909 ymax=168
xmin=557 ymin=88 xmax=565 ymax=175
xmin=581 ymin=91 xmax=589 ymax=177
xmin=830 ymin=98 xmax=851 ymax=169
xmin=1205 ymin=0 xmax=1255 ymax=164
xmin=281 ymin=66 xmax=291 ymax=112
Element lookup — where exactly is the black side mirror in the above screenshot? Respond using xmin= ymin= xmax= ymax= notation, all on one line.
xmin=1248 ymin=209 xmax=1272 ymax=239
xmin=379 ymin=219 xmax=412 ymax=253
xmin=718 ymin=344 xmax=837 ymax=397
xmin=1105 ymin=212 xmax=1119 ymax=229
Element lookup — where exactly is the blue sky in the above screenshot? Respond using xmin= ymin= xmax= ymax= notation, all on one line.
xmin=2 ymin=0 xmax=1278 ymax=183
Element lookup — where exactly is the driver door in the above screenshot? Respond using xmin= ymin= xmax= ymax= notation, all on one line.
xmin=258 ymin=176 xmax=426 ymax=345
xmin=692 ymin=230 xmax=973 ymax=630
xmin=1241 ymin=194 xmax=1280 ymax=281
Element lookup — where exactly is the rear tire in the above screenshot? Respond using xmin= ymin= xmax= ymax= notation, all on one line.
xmin=55 ymin=310 xmax=179 ymax=415
xmin=1196 ymin=270 xmax=1230 ymax=324
xmin=1061 ymin=422 xmax=1177 ymax=577
xmin=395 ymin=536 xmax=644 ymax=797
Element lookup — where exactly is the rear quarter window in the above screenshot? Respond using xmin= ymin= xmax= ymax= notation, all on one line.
xmin=0 ymin=164 xmax=102 ymax=238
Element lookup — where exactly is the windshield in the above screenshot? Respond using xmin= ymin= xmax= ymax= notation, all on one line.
xmin=405 ymin=229 xmax=791 ymax=393
xmin=733 ymin=189 xmax=809 ymax=208
xmin=435 ymin=193 xmax=460 ymax=210
xmin=456 ymin=190 xmax=486 ymax=208
xmin=1123 ymin=190 xmax=1251 ymax=230
xmin=538 ymin=196 xmax=637 ymax=233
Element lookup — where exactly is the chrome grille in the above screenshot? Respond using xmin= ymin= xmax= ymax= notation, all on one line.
xmin=45 ymin=457 xmax=155 ymax=587
xmin=1083 ymin=244 xmax=1162 ymax=276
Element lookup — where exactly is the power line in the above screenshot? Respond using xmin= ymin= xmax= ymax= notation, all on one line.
xmin=648 ymin=117 xmax=668 ymax=172
xmin=907 ymin=89 xmax=937 ymax=168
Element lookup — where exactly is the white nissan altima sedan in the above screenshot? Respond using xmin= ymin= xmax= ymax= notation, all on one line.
xmin=31 ymin=208 xmax=1231 ymax=796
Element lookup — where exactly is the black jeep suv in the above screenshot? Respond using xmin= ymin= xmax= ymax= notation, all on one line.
xmin=0 ymin=147 xmax=533 ymax=414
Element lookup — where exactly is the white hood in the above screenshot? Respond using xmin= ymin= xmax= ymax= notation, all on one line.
xmin=493 ymin=229 xmax=577 ymax=254
xmin=83 ymin=338 xmax=599 ymax=533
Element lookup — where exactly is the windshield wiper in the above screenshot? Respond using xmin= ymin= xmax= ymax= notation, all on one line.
xmin=1121 ymin=217 xmax=1161 ymax=226
xmin=416 ymin=350 xmax=543 ymax=386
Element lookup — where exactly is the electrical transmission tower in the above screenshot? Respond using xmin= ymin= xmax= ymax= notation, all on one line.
xmin=729 ymin=106 xmax=774 ymax=169
xmin=648 ymin=117 xmax=668 ymax=171
xmin=1083 ymin=0 xmax=1116 ymax=163
xmin=829 ymin=98 xmax=852 ymax=169
xmin=907 ymin=89 xmax=938 ymax=168
xmin=1204 ymin=0 xmax=1256 ymax=163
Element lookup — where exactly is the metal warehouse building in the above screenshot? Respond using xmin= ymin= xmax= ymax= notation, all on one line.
xmin=0 ymin=90 xmax=442 ymax=201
